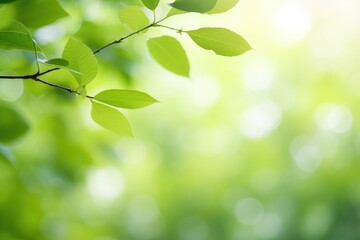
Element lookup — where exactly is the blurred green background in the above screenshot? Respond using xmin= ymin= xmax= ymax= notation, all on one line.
xmin=1 ymin=0 xmax=360 ymax=239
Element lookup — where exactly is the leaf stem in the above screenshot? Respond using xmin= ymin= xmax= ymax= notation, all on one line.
xmin=154 ymin=24 xmax=183 ymax=33
xmin=0 ymin=17 xmax=169 ymax=95
xmin=32 ymin=77 xmax=94 ymax=99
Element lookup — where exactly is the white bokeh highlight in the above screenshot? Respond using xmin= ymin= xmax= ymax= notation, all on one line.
xmin=239 ymin=101 xmax=282 ymax=139
xmin=290 ymin=136 xmax=322 ymax=172
xmin=271 ymin=2 xmax=312 ymax=45
xmin=235 ymin=197 xmax=264 ymax=225
xmin=315 ymin=104 xmax=353 ymax=134
xmin=87 ymin=167 xmax=125 ymax=202
xmin=241 ymin=55 xmax=275 ymax=92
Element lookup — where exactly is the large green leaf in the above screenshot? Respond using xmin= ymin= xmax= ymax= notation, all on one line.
xmin=207 ymin=0 xmax=239 ymax=14
xmin=14 ymin=0 xmax=68 ymax=28
xmin=0 ymin=31 xmax=36 ymax=52
xmin=186 ymin=27 xmax=251 ymax=56
xmin=62 ymin=38 xmax=98 ymax=87
xmin=147 ymin=36 xmax=190 ymax=77
xmin=0 ymin=103 xmax=29 ymax=143
xmin=95 ymin=89 xmax=158 ymax=109
xmin=141 ymin=0 xmax=160 ymax=10
xmin=91 ymin=102 xmax=133 ymax=137
xmin=119 ymin=6 xmax=149 ymax=31
xmin=170 ymin=0 xmax=217 ymax=13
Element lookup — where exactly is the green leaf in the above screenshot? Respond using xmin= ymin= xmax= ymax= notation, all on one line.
xmin=166 ymin=8 xmax=186 ymax=17
xmin=39 ymin=58 xmax=83 ymax=75
xmin=186 ymin=28 xmax=251 ymax=56
xmin=45 ymin=58 xmax=69 ymax=66
xmin=119 ymin=6 xmax=149 ymax=31
xmin=14 ymin=0 xmax=68 ymax=28
xmin=207 ymin=0 xmax=239 ymax=14
xmin=170 ymin=0 xmax=217 ymax=13
xmin=62 ymin=38 xmax=98 ymax=87
xmin=91 ymin=102 xmax=133 ymax=137
xmin=147 ymin=36 xmax=190 ymax=77
xmin=0 ymin=103 xmax=29 ymax=143
xmin=0 ymin=31 xmax=37 ymax=52
xmin=95 ymin=89 xmax=158 ymax=109
xmin=141 ymin=0 xmax=160 ymax=10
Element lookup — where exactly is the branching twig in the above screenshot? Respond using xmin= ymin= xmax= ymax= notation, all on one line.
xmin=0 ymin=17 xmax=182 ymax=97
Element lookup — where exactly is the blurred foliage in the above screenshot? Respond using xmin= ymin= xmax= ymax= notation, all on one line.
xmin=1 ymin=0 xmax=360 ymax=240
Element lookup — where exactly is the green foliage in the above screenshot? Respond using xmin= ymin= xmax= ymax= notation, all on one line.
xmin=119 ymin=6 xmax=149 ymax=31
xmin=95 ymin=89 xmax=158 ymax=109
xmin=187 ymin=27 xmax=252 ymax=56
xmin=0 ymin=0 xmax=249 ymax=135
xmin=0 ymin=103 xmax=29 ymax=143
xmin=147 ymin=36 xmax=190 ymax=77
xmin=0 ymin=31 xmax=35 ymax=52
xmin=91 ymin=102 xmax=133 ymax=137
xmin=141 ymin=0 xmax=160 ymax=10
xmin=170 ymin=0 xmax=217 ymax=13
xmin=207 ymin=0 xmax=239 ymax=14
xmin=62 ymin=38 xmax=98 ymax=88
xmin=13 ymin=0 xmax=68 ymax=28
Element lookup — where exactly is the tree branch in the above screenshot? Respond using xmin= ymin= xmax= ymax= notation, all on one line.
xmin=32 ymin=77 xmax=94 ymax=99
xmin=0 ymin=17 xmax=170 ymax=95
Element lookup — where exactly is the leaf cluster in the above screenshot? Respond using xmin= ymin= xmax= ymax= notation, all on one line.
xmin=0 ymin=0 xmax=251 ymax=141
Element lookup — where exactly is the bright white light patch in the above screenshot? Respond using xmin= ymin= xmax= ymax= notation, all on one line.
xmin=190 ymin=76 xmax=220 ymax=108
xmin=239 ymin=101 xmax=282 ymax=139
xmin=271 ymin=2 xmax=312 ymax=45
xmin=87 ymin=167 xmax=125 ymax=202
xmin=241 ymin=55 xmax=274 ymax=92
xmin=35 ymin=24 xmax=65 ymax=44
xmin=0 ymin=79 xmax=23 ymax=101
xmin=315 ymin=104 xmax=352 ymax=133
xmin=254 ymin=213 xmax=282 ymax=238
xmin=235 ymin=198 xmax=264 ymax=225
xmin=290 ymin=136 xmax=322 ymax=172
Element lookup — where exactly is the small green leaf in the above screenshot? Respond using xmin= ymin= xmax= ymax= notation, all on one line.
xmin=0 ymin=103 xmax=29 ymax=143
xmin=170 ymin=0 xmax=217 ymax=13
xmin=39 ymin=58 xmax=83 ymax=75
xmin=45 ymin=58 xmax=69 ymax=66
xmin=141 ymin=0 xmax=160 ymax=10
xmin=119 ymin=6 xmax=149 ymax=31
xmin=147 ymin=36 xmax=190 ymax=77
xmin=186 ymin=28 xmax=251 ymax=56
xmin=91 ymin=102 xmax=133 ymax=137
xmin=207 ymin=0 xmax=239 ymax=14
xmin=95 ymin=89 xmax=158 ymax=109
xmin=62 ymin=38 xmax=98 ymax=87
xmin=14 ymin=0 xmax=68 ymax=28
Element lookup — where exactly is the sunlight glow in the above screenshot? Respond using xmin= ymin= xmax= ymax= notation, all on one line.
xmin=241 ymin=55 xmax=274 ymax=92
xmin=254 ymin=213 xmax=282 ymax=238
xmin=235 ymin=197 xmax=264 ymax=225
xmin=0 ymin=79 xmax=23 ymax=102
xmin=239 ymin=101 xmax=282 ymax=139
xmin=315 ymin=104 xmax=353 ymax=133
xmin=291 ymin=136 xmax=322 ymax=172
xmin=87 ymin=167 xmax=125 ymax=202
xmin=271 ymin=2 xmax=312 ymax=45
